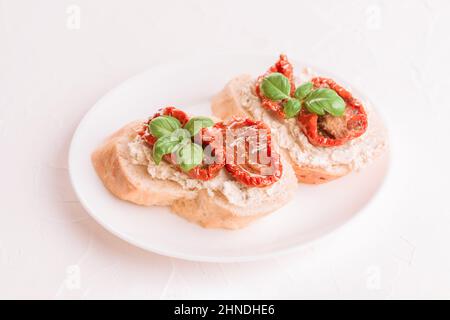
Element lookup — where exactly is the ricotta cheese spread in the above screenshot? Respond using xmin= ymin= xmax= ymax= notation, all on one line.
xmin=238 ymin=69 xmax=387 ymax=174
xmin=128 ymin=135 xmax=289 ymax=209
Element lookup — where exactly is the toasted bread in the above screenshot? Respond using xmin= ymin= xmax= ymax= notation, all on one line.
xmin=92 ymin=121 xmax=298 ymax=229
xmin=211 ymin=75 xmax=387 ymax=184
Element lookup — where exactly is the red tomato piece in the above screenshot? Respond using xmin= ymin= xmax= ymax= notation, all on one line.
xmin=222 ymin=118 xmax=282 ymax=188
xmin=255 ymin=54 xmax=295 ymax=120
xmin=138 ymin=106 xmax=190 ymax=147
xmin=186 ymin=124 xmax=225 ymax=181
xmin=297 ymin=77 xmax=368 ymax=147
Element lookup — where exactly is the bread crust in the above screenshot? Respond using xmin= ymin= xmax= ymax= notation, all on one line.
xmin=211 ymin=75 xmax=352 ymax=184
xmin=92 ymin=121 xmax=195 ymax=206
xmin=92 ymin=121 xmax=297 ymax=229
xmin=281 ymin=149 xmax=347 ymax=184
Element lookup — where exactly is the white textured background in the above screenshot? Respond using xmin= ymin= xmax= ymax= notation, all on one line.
xmin=1 ymin=0 xmax=450 ymax=299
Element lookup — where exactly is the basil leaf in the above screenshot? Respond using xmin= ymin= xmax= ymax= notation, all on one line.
xmin=304 ymin=88 xmax=345 ymax=116
xmin=149 ymin=115 xmax=181 ymax=138
xmin=176 ymin=142 xmax=203 ymax=172
xmin=184 ymin=116 xmax=214 ymax=136
xmin=283 ymin=98 xmax=301 ymax=119
xmin=295 ymin=82 xmax=313 ymax=100
xmin=260 ymin=72 xmax=291 ymax=101
xmin=152 ymin=135 xmax=182 ymax=165
xmin=170 ymin=128 xmax=191 ymax=141
xmin=325 ymin=97 xmax=346 ymax=117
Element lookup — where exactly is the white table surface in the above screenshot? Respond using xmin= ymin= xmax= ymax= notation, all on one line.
xmin=1 ymin=0 xmax=449 ymax=299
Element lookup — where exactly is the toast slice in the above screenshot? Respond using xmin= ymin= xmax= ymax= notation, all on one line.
xmin=211 ymin=74 xmax=387 ymax=184
xmin=92 ymin=120 xmax=298 ymax=229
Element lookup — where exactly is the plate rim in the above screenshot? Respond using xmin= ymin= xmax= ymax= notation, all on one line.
xmin=68 ymin=53 xmax=391 ymax=263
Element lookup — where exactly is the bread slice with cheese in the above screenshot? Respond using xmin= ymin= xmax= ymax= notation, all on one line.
xmin=92 ymin=120 xmax=297 ymax=229
xmin=211 ymin=74 xmax=387 ymax=184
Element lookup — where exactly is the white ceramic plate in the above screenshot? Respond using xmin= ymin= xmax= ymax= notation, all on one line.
xmin=69 ymin=54 xmax=389 ymax=262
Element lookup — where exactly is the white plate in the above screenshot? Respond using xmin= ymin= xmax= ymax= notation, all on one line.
xmin=69 ymin=54 xmax=389 ymax=263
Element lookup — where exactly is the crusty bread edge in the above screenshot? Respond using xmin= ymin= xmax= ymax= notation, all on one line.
xmin=91 ymin=121 xmax=296 ymax=229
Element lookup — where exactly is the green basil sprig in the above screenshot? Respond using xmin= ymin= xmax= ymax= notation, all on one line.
xmin=283 ymin=98 xmax=301 ymax=119
xmin=149 ymin=115 xmax=181 ymax=138
xmin=184 ymin=116 xmax=215 ymax=136
xmin=152 ymin=129 xmax=190 ymax=165
xmin=260 ymin=74 xmax=346 ymax=118
xmin=149 ymin=114 xmax=215 ymax=172
xmin=303 ymin=88 xmax=345 ymax=117
xmin=295 ymin=82 xmax=313 ymax=100
xmin=175 ymin=142 xmax=203 ymax=172
xmin=260 ymin=73 xmax=291 ymax=101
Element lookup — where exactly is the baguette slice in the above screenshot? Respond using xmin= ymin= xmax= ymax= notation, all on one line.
xmin=212 ymin=75 xmax=387 ymax=184
xmin=92 ymin=120 xmax=297 ymax=229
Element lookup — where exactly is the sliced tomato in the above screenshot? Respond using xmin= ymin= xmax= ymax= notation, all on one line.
xmin=186 ymin=124 xmax=225 ymax=181
xmin=186 ymin=153 xmax=225 ymax=181
xmin=138 ymin=109 xmax=282 ymax=185
xmin=161 ymin=106 xmax=190 ymax=126
xmin=298 ymin=77 xmax=368 ymax=147
xmin=138 ymin=106 xmax=190 ymax=147
xmin=255 ymin=54 xmax=295 ymax=120
xmin=222 ymin=118 xmax=282 ymax=188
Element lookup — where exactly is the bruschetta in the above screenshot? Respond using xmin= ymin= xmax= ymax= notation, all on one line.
xmin=212 ymin=54 xmax=387 ymax=184
xmin=92 ymin=107 xmax=297 ymax=229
